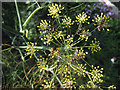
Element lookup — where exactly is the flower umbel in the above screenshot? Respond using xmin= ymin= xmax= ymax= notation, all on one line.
xmin=59 ymin=65 xmax=76 ymax=88
xmin=75 ymin=12 xmax=90 ymax=24
xmin=90 ymin=65 xmax=104 ymax=84
xmin=48 ymin=3 xmax=64 ymax=18
xmin=41 ymin=33 xmax=53 ymax=46
xmin=78 ymin=29 xmax=91 ymax=41
xmin=37 ymin=20 xmax=51 ymax=33
xmin=72 ymin=48 xmax=86 ymax=61
xmin=89 ymin=38 xmax=101 ymax=53
xmin=25 ymin=42 xmax=38 ymax=58
xmin=92 ymin=13 xmax=110 ymax=31
xmin=62 ymin=16 xmax=74 ymax=28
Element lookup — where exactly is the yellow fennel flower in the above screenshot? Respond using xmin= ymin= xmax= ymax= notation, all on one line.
xmin=92 ymin=13 xmax=110 ymax=31
xmin=62 ymin=15 xmax=74 ymax=28
xmin=48 ymin=3 xmax=64 ymax=18
xmin=37 ymin=20 xmax=51 ymax=32
xmin=76 ymin=12 xmax=90 ymax=24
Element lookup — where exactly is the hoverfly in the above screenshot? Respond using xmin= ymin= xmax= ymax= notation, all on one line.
xmin=71 ymin=49 xmax=85 ymax=61
xmin=49 ymin=50 xmax=54 ymax=56
xmin=80 ymin=30 xmax=92 ymax=36
xmin=39 ymin=27 xmax=56 ymax=38
xmin=76 ymin=24 xmax=82 ymax=34
xmin=97 ymin=18 xmax=106 ymax=30
xmin=76 ymin=25 xmax=88 ymax=35
xmin=48 ymin=27 xmax=56 ymax=33
xmin=49 ymin=46 xmax=58 ymax=57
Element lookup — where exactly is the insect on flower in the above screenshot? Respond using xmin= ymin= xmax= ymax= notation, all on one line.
xmin=50 ymin=50 xmax=54 ymax=56
xmin=48 ymin=27 xmax=56 ymax=33
xmin=93 ymin=13 xmax=110 ymax=31
xmin=80 ymin=30 xmax=91 ymax=36
xmin=97 ymin=18 xmax=106 ymax=30
xmin=49 ymin=46 xmax=58 ymax=57
xmin=71 ymin=49 xmax=85 ymax=61
xmin=76 ymin=26 xmax=88 ymax=35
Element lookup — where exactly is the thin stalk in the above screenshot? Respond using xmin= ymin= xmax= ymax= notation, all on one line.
xmin=50 ymin=60 xmax=59 ymax=68
xmin=57 ymin=17 xmax=61 ymax=24
xmin=50 ymin=69 xmax=58 ymax=87
xmin=17 ymin=48 xmax=29 ymax=82
xmin=91 ymin=27 xmax=98 ymax=33
xmin=60 ymin=36 xmax=65 ymax=45
xmin=81 ymin=58 xmax=93 ymax=69
xmin=75 ymin=46 xmax=95 ymax=48
xmin=72 ymin=39 xmax=82 ymax=46
xmin=18 ymin=46 xmax=45 ymax=49
xmin=62 ymin=35 xmax=66 ymax=45
xmin=54 ymin=37 xmax=63 ymax=46
xmin=0 ymin=47 xmax=14 ymax=52
xmin=75 ymin=23 xmax=82 ymax=36
xmin=85 ymin=71 xmax=96 ymax=88
xmin=23 ymin=7 xmax=42 ymax=27
xmin=51 ymin=40 xmax=60 ymax=46
xmin=11 ymin=36 xmax=17 ymax=45
xmin=34 ymin=0 xmax=40 ymax=8
xmin=23 ymin=64 xmax=36 ymax=80
xmin=15 ymin=0 xmax=23 ymax=33
xmin=50 ymin=70 xmax=65 ymax=88
xmin=69 ymin=3 xmax=84 ymax=10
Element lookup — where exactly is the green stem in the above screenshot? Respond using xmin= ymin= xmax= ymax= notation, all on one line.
xmin=18 ymin=46 xmax=46 ymax=49
xmin=15 ymin=0 xmax=23 ymax=33
xmin=62 ymin=35 xmax=66 ymax=45
xmin=50 ymin=69 xmax=57 ymax=87
xmin=23 ymin=7 xmax=42 ymax=27
xmin=50 ymin=70 xmax=65 ymax=88
xmin=69 ymin=3 xmax=84 ymax=10
xmin=0 ymin=47 xmax=14 ymax=52
xmin=57 ymin=17 xmax=61 ymax=24
xmin=91 ymin=27 xmax=98 ymax=33
xmin=61 ymin=36 xmax=65 ymax=45
xmin=51 ymin=40 xmax=60 ymax=46
xmin=40 ymin=66 xmax=65 ymax=88
xmin=75 ymin=46 xmax=96 ymax=48
xmin=54 ymin=38 xmax=63 ymax=46
xmin=72 ymin=39 xmax=82 ymax=46
xmin=34 ymin=0 xmax=40 ymax=8
xmin=81 ymin=58 xmax=93 ymax=69
xmin=17 ymin=48 xmax=29 ymax=82
xmin=85 ymin=71 xmax=96 ymax=87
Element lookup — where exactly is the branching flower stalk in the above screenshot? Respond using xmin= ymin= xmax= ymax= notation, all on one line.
xmin=23 ymin=3 xmax=116 ymax=89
